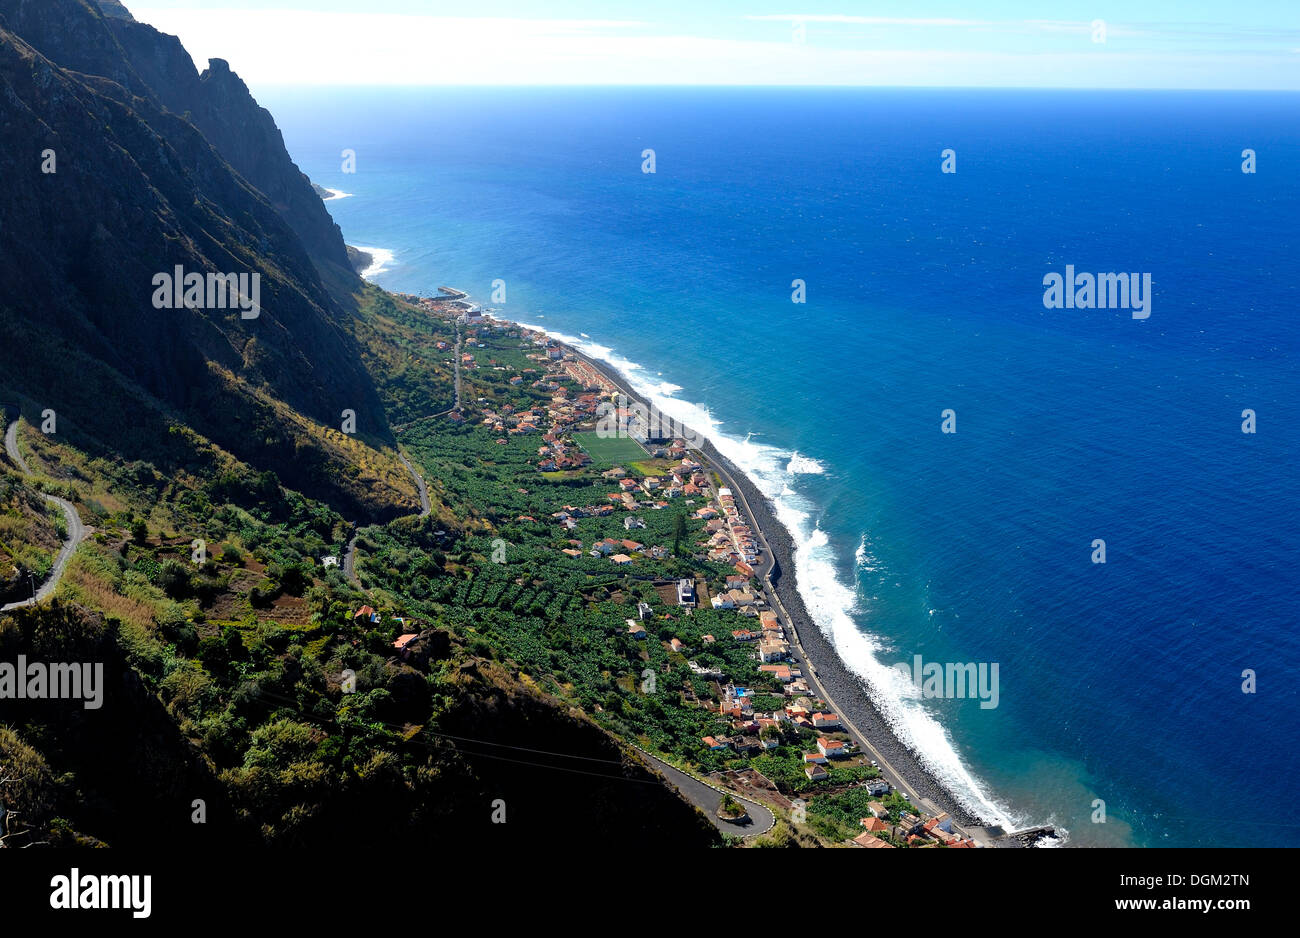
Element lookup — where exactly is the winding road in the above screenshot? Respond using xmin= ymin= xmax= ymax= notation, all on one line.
xmin=2 ymin=420 xmax=90 ymax=612
xmin=633 ymin=746 xmax=776 ymax=839
xmin=345 ymin=316 xmax=455 ymax=588
xmin=391 ymin=321 xmax=463 ymax=432
xmin=343 ymin=444 xmax=433 ymax=590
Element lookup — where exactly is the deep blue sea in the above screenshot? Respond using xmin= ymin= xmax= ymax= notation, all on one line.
xmin=264 ymin=87 xmax=1299 ymax=846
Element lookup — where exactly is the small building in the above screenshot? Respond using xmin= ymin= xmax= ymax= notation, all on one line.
xmin=924 ymin=812 xmax=953 ymax=835
xmin=637 ymin=602 xmax=654 ymax=621
xmin=733 ymin=736 xmax=761 ymax=755
xmin=865 ymin=778 xmax=892 ymax=797
xmin=817 ymin=737 xmax=847 ymax=759
xmin=759 ymin=664 xmax=793 ymax=682
xmin=676 ymin=578 xmax=696 ymax=607
xmin=626 ymin=620 xmax=647 ymax=639
xmin=804 ymin=763 xmax=830 ymax=782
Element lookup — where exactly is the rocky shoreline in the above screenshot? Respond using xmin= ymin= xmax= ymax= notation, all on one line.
xmin=562 ymin=345 xmax=990 ymax=832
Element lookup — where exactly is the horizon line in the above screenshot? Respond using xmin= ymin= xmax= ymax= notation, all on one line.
xmin=250 ymin=82 xmax=1300 ymax=92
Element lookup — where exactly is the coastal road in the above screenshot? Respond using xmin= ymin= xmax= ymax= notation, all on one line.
xmin=702 ymin=453 xmax=994 ymax=844
xmin=634 ymin=746 xmax=775 ymax=839
xmin=707 ymin=461 xmax=919 ymax=799
xmin=2 ymin=420 xmax=91 ymax=612
xmin=557 ymin=346 xmax=964 ymax=836
xmin=556 ymin=351 xmax=966 ymax=835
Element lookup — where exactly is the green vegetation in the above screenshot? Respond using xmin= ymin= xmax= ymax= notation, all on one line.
xmin=718 ymin=793 xmax=746 ymax=819
xmin=572 ymin=431 xmax=648 ymax=465
xmin=806 ymin=789 xmax=914 ymax=845
xmin=0 ymin=0 xmax=728 ymax=852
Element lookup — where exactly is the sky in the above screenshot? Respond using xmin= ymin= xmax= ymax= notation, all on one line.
xmin=126 ymin=1 xmax=1300 ymax=89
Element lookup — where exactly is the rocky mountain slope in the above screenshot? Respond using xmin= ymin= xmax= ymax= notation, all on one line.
xmin=0 ymin=0 xmax=720 ymax=850
xmin=0 ymin=0 xmax=404 ymax=520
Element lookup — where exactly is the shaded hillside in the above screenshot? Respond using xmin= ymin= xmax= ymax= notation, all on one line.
xmin=0 ymin=602 xmax=249 ymax=849
xmin=0 ymin=0 xmax=410 ymax=521
xmin=0 ymin=0 xmax=725 ymax=853
xmin=0 ymin=577 xmax=719 ymax=849
xmin=1 ymin=0 xmax=350 ymax=275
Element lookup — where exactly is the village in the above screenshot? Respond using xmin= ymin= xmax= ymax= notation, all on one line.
xmin=383 ymin=292 xmax=980 ymax=847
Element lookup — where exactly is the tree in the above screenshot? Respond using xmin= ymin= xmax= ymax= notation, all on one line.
xmin=718 ymin=793 xmax=746 ymax=819
xmin=672 ymin=513 xmax=687 ymax=556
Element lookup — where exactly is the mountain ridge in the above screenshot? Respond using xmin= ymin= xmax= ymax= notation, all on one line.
xmin=0 ymin=0 xmax=405 ymax=521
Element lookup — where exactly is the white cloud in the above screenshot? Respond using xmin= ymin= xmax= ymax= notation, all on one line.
xmin=129 ymin=7 xmax=1300 ymax=89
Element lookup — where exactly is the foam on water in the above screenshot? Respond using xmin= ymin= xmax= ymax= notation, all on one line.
xmin=786 ymin=452 xmax=826 ymax=475
xmin=507 ymin=318 xmax=1023 ymax=829
xmin=354 ymin=246 xmax=395 ymax=279
xmin=854 ymin=535 xmax=881 ymax=573
xmin=776 ymin=512 xmax=1021 ymax=829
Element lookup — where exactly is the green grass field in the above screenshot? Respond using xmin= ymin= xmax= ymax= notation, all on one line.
xmin=573 ymin=431 xmax=647 ymax=465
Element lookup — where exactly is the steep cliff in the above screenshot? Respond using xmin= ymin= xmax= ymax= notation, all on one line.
xmin=0 ymin=0 xmax=404 ymax=520
xmin=2 ymin=0 xmax=350 ymax=274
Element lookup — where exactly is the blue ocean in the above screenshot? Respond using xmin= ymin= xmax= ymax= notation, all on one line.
xmin=265 ymin=87 xmax=1299 ymax=846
